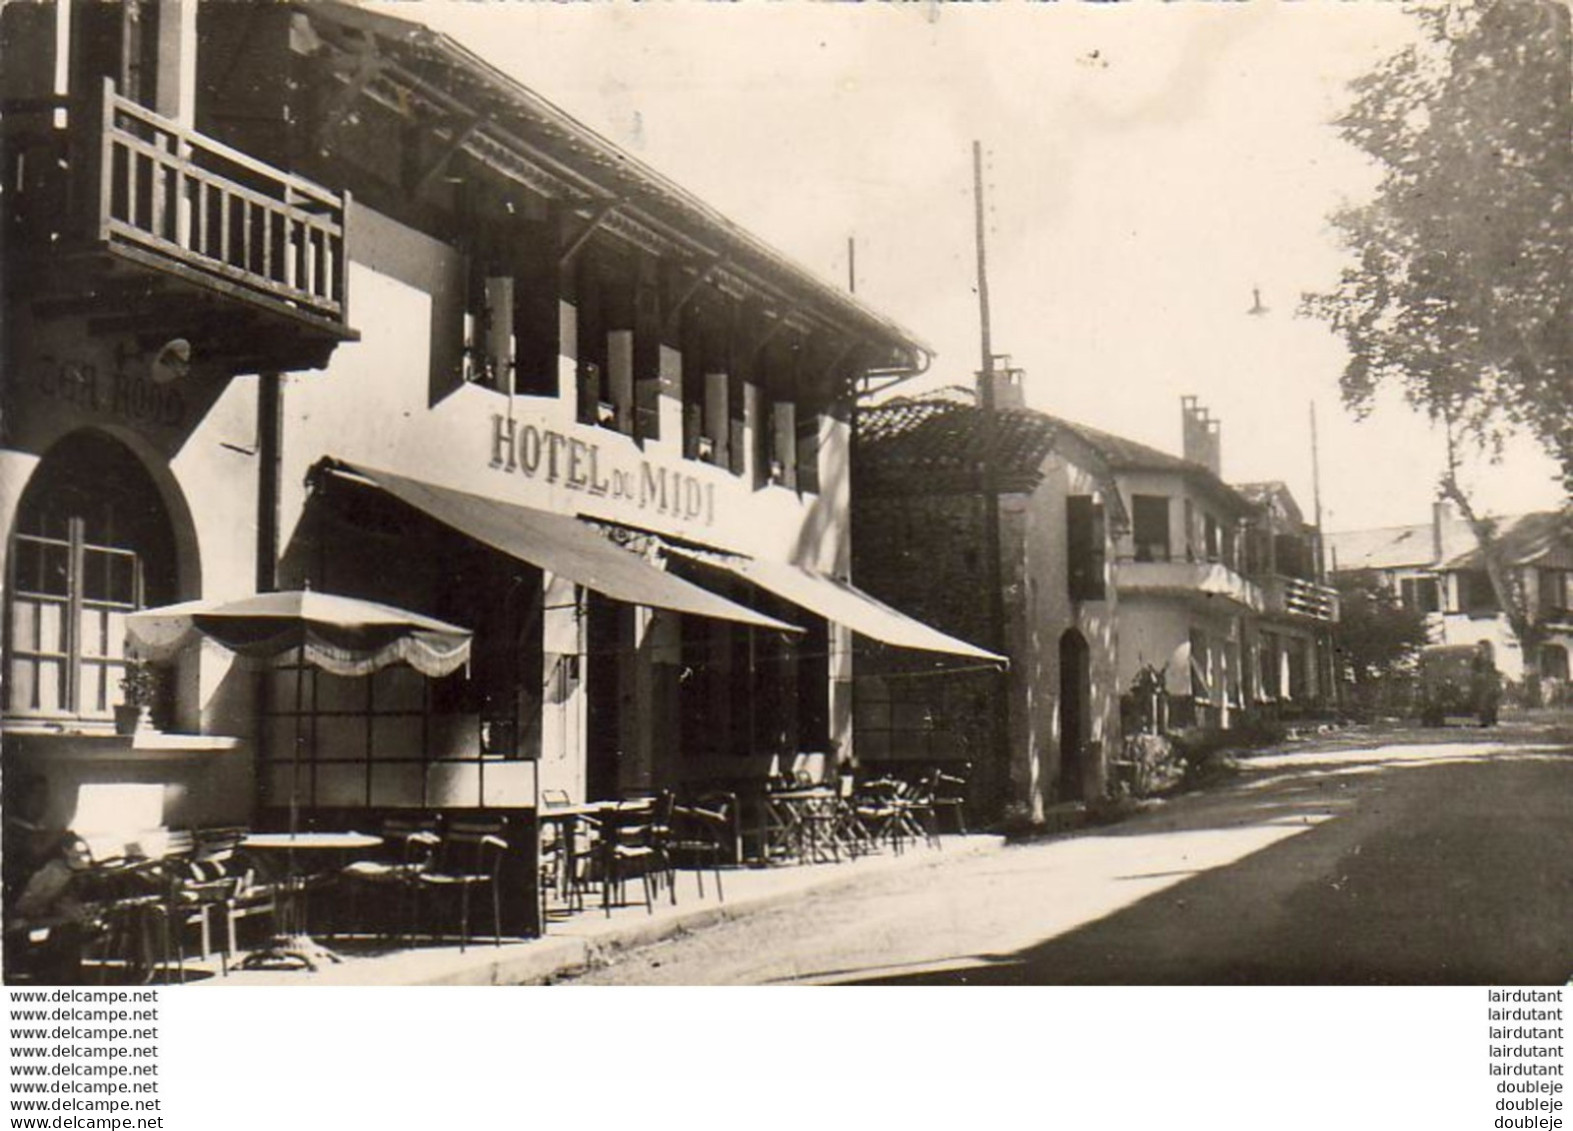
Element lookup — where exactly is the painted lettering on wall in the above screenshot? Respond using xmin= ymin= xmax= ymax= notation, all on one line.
xmin=36 ymin=354 xmax=186 ymax=428
xmin=489 ymin=414 xmax=716 ymax=526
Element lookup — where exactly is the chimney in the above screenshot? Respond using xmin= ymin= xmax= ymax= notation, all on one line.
xmin=1432 ymin=500 xmax=1454 ymax=562
xmin=1181 ymin=395 xmax=1221 ymax=477
xmin=977 ymin=357 xmax=1026 ymax=411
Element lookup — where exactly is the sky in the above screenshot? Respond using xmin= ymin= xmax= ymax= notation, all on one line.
xmin=379 ymin=0 xmax=1568 ymax=533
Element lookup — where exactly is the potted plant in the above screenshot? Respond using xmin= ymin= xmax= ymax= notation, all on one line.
xmin=115 ymin=661 xmax=164 ymax=735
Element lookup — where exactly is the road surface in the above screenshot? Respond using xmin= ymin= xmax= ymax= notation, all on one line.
xmin=565 ymin=722 xmax=1573 ymax=985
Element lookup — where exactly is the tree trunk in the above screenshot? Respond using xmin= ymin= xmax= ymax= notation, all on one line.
xmin=1439 ymin=476 xmax=1544 ymax=687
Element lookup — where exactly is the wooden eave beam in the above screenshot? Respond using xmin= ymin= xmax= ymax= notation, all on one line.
xmin=558 ymin=201 xmax=621 ymax=269
xmin=662 ymin=257 xmax=725 ymax=335
xmin=316 ymin=33 xmax=919 ymax=365
xmin=313 ymin=42 xmax=384 ymax=154
xmin=413 ymin=113 xmax=484 ymax=195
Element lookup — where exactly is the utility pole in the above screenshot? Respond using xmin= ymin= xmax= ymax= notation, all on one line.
xmin=847 ymin=236 xmax=857 ymax=295
xmin=973 ymin=140 xmax=1010 ymax=809
xmin=1310 ymin=399 xmax=1338 ymax=712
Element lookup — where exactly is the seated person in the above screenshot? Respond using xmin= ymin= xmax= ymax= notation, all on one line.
xmin=5 ymin=833 xmax=99 ymax=984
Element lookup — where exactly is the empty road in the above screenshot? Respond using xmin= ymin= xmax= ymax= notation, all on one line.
xmin=566 ymin=722 xmax=1573 ymax=985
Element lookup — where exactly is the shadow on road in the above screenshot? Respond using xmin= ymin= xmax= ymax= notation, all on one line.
xmin=839 ymin=737 xmax=1573 ymax=986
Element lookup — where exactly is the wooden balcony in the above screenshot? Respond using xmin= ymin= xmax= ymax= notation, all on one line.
xmin=5 ymin=81 xmax=355 ymax=372
xmin=1262 ymin=575 xmax=1339 ymax=623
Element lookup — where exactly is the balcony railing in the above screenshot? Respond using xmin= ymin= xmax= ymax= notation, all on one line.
xmin=93 ymin=80 xmax=347 ymax=329
xmin=1263 ymin=575 xmax=1339 ymax=623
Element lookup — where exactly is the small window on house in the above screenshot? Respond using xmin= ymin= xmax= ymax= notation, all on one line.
xmin=1539 ymin=569 xmax=1570 ymax=620
xmin=1274 ymin=534 xmax=1313 ymax=580
xmin=1400 ymin=576 xmax=1441 ymax=615
xmin=1459 ymin=569 xmax=1498 ymax=616
xmin=575 ymin=257 xmax=610 ymax=427
xmin=1131 ymin=496 xmax=1170 ymax=563
xmin=795 ymin=407 xmax=820 ymax=494
xmin=767 ymin=400 xmax=797 ymax=489
xmin=460 ymin=270 xmax=514 ymax=393
xmin=1205 ymin=514 xmax=1220 ymax=563
xmin=1066 ymin=495 xmax=1106 ymax=601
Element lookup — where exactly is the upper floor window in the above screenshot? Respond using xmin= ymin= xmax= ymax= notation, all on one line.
xmin=1457 ymin=569 xmax=1499 ymax=617
xmin=5 ymin=433 xmax=176 ymax=723
xmin=1131 ymin=495 xmax=1170 ymax=563
xmin=1204 ymin=514 xmax=1220 ymax=563
xmin=1539 ymin=569 xmax=1570 ymax=620
xmin=574 ymin=256 xmax=613 ymax=428
xmin=1066 ymin=495 xmax=1106 ymax=601
xmin=1400 ymin=576 xmax=1441 ymax=615
xmin=1273 ymin=533 xmax=1314 ymax=581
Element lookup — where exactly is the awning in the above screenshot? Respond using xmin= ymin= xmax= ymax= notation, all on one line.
xmin=666 ymin=547 xmax=1006 ymax=665
xmin=322 ymin=461 xmax=801 ymax=634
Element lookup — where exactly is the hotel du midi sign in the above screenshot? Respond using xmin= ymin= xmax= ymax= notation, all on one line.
xmin=487 ymin=414 xmax=717 ymax=527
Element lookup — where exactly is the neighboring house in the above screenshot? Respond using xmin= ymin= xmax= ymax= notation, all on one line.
xmin=1235 ymin=480 xmax=1341 ymax=719
xmin=1328 ymin=505 xmax=1573 ymax=690
xmin=853 ymin=374 xmax=1126 ymax=823
xmin=852 ymin=383 xmax=1338 ymax=822
xmin=0 ymin=1 xmax=986 ymax=925
xmin=1076 ymin=399 xmax=1338 ymax=730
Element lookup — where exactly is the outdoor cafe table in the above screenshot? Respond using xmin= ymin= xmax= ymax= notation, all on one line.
xmin=537 ymin=801 xmax=653 ymax=917
xmin=237 ymin=831 xmax=382 ymax=971
xmin=756 ymin=787 xmax=842 ymax=865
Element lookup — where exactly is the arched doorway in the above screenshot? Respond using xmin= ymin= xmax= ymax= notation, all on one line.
xmin=1058 ymin=628 xmax=1091 ymax=801
xmin=5 ymin=431 xmax=179 ymax=723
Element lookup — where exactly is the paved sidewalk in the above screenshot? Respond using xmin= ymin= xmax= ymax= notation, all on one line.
xmin=199 ymin=834 xmax=1004 ymax=987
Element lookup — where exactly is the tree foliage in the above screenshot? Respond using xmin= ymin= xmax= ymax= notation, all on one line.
xmin=1303 ymin=0 xmax=1573 ymax=490
xmin=1333 ymin=570 xmax=1433 ymax=690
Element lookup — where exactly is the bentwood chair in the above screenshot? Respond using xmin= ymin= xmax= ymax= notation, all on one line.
xmin=670 ymin=791 xmax=736 ymax=902
xmin=852 ymin=778 xmax=908 ymax=855
xmin=414 ymin=819 xmax=509 ymax=952
xmin=338 ymin=816 xmax=441 ymax=941
xmin=170 ymin=827 xmax=263 ymax=975
xmin=599 ymin=801 xmax=661 ymax=917
xmin=925 ymin=765 xmax=971 ymax=836
xmin=894 ymin=777 xmax=942 ymax=851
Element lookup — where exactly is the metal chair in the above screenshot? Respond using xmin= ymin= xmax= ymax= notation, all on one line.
xmin=670 ymin=791 xmax=736 ymax=901
xmin=338 ymin=816 xmax=440 ymax=941
xmin=414 ymin=819 xmax=509 ymax=952
xmin=599 ymin=801 xmax=661 ymax=916
xmin=852 ymin=778 xmax=908 ymax=855
xmin=925 ymin=765 xmax=971 ymax=835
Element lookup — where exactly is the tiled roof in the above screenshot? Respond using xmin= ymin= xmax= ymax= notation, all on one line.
xmin=860 ymin=387 xmax=1253 ymax=513
xmin=1327 ymin=510 xmax=1573 ymax=573
xmin=1445 ymin=511 xmax=1573 ymax=571
xmin=1325 ymin=524 xmax=1436 ymax=571
xmin=296 ymin=2 xmax=929 ymax=366
xmin=1061 ymin=420 xmax=1199 ymax=476
xmin=857 ymin=398 xmax=1063 ymax=489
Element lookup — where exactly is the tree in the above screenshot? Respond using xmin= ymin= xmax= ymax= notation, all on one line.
xmin=1304 ymin=0 xmax=1573 ymax=681
xmin=1333 ymin=570 xmax=1433 ymax=714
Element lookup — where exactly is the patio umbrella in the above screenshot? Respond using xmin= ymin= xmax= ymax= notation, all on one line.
xmin=126 ymin=590 xmax=473 ymax=834
xmin=125 ymin=589 xmax=473 ymax=678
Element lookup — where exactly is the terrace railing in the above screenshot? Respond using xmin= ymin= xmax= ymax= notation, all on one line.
xmin=93 ymin=79 xmax=348 ymax=328
xmin=1263 ymin=575 xmax=1339 ymax=623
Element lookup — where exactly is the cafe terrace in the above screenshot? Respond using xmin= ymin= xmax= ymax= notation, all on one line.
xmin=0 ymin=0 xmax=996 ymax=981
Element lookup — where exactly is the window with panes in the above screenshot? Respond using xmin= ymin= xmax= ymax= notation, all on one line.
xmin=5 ymin=435 xmax=176 ymax=722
